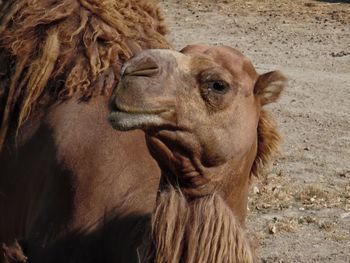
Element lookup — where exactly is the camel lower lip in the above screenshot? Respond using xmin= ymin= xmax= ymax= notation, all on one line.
xmin=108 ymin=111 xmax=165 ymax=131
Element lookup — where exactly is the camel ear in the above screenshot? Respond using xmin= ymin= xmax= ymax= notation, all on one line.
xmin=254 ymin=70 xmax=287 ymax=105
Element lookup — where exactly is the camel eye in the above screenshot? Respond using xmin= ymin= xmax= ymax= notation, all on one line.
xmin=208 ymin=81 xmax=229 ymax=94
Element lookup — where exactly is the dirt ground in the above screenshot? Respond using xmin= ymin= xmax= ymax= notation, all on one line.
xmin=160 ymin=0 xmax=350 ymax=262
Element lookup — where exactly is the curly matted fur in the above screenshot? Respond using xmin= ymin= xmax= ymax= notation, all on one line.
xmin=0 ymin=0 xmax=170 ymax=149
xmin=141 ymin=186 xmax=255 ymax=263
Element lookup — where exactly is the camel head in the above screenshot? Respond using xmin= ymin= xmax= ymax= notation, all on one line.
xmin=109 ymin=45 xmax=287 ymax=203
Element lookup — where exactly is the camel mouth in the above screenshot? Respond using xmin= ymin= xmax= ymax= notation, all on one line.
xmin=108 ymin=108 xmax=174 ymax=131
xmin=108 ymin=111 xmax=162 ymax=131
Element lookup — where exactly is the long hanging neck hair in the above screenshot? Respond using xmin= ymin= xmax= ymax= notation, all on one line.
xmin=140 ymin=108 xmax=281 ymax=263
xmin=141 ymin=186 xmax=256 ymax=263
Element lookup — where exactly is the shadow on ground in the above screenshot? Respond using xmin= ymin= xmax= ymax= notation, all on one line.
xmin=316 ymin=0 xmax=350 ymax=3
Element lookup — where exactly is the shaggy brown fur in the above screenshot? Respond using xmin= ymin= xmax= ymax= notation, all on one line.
xmin=0 ymin=1 xmax=282 ymax=261
xmin=0 ymin=0 xmax=170 ymax=150
xmin=251 ymin=109 xmax=281 ymax=178
xmin=142 ymin=187 xmax=255 ymax=263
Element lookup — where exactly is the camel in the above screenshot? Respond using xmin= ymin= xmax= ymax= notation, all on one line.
xmin=0 ymin=0 xmax=169 ymax=262
xmin=0 ymin=0 xmax=286 ymax=262
xmin=109 ymin=46 xmax=287 ymax=262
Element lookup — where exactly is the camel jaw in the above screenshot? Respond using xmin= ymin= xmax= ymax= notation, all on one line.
xmin=108 ymin=110 xmax=173 ymax=131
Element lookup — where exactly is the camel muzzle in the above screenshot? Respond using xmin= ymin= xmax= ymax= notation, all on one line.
xmin=109 ymin=50 xmax=181 ymax=131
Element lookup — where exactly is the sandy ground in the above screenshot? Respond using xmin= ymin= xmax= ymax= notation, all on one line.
xmin=160 ymin=0 xmax=350 ymax=262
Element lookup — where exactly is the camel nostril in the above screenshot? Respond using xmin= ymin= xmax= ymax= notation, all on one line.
xmin=123 ymin=56 xmax=159 ymax=77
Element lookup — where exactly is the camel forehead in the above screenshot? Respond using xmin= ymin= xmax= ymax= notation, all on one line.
xmin=184 ymin=45 xmax=258 ymax=81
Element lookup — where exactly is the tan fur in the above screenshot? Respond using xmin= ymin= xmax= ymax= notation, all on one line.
xmin=251 ymin=109 xmax=281 ymax=177
xmin=110 ymin=47 xmax=285 ymax=262
xmin=142 ymin=187 xmax=255 ymax=263
xmin=0 ymin=0 xmax=170 ymax=150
